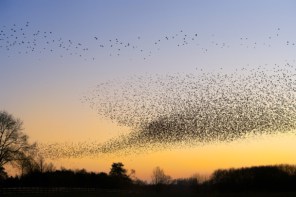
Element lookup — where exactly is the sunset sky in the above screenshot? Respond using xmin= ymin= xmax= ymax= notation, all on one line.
xmin=1 ymin=0 xmax=296 ymax=181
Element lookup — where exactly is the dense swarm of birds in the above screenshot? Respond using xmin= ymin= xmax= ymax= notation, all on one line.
xmin=40 ymin=63 xmax=296 ymax=158
xmin=38 ymin=141 xmax=102 ymax=159
xmin=2 ymin=22 xmax=296 ymax=158
xmin=86 ymin=64 xmax=296 ymax=154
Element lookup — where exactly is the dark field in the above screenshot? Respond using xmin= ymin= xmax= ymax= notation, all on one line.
xmin=1 ymin=188 xmax=296 ymax=197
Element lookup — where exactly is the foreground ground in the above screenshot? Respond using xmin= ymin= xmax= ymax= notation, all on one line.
xmin=1 ymin=188 xmax=296 ymax=197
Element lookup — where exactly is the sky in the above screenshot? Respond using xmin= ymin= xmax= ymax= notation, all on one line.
xmin=1 ymin=0 xmax=296 ymax=181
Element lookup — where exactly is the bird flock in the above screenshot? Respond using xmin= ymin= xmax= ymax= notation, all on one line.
xmin=2 ymin=22 xmax=296 ymax=158
xmin=40 ymin=63 xmax=296 ymax=158
xmin=0 ymin=22 xmax=92 ymax=60
xmin=87 ymin=64 xmax=296 ymax=154
xmin=1 ymin=22 xmax=295 ymax=61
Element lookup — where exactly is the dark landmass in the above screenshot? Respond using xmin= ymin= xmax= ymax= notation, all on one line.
xmin=1 ymin=164 xmax=296 ymax=196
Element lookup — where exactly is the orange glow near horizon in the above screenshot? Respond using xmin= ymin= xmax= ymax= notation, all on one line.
xmin=17 ymin=119 xmax=296 ymax=181
xmin=5 ymin=102 xmax=296 ymax=181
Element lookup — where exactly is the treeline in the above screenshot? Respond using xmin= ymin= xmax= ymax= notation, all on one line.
xmin=208 ymin=164 xmax=296 ymax=192
xmin=1 ymin=169 xmax=132 ymax=188
xmin=2 ymin=163 xmax=296 ymax=192
xmin=1 ymin=162 xmax=133 ymax=189
xmin=2 ymin=111 xmax=296 ymax=193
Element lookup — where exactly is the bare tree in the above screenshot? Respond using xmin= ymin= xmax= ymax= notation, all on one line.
xmin=35 ymin=154 xmax=45 ymax=173
xmin=0 ymin=166 xmax=8 ymax=180
xmin=16 ymin=149 xmax=57 ymax=175
xmin=128 ymin=169 xmax=136 ymax=180
xmin=45 ymin=162 xmax=56 ymax=172
xmin=151 ymin=166 xmax=171 ymax=185
xmin=0 ymin=111 xmax=35 ymax=169
xmin=18 ymin=154 xmax=36 ymax=176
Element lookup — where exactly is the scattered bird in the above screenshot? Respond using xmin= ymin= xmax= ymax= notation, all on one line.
xmin=0 ymin=23 xmax=293 ymax=61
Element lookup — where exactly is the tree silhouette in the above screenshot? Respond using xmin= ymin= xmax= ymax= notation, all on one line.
xmin=17 ymin=151 xmax=55 ymax=176
xmin=151 ymin=166 xmax=171 ymax=185
xmin=0 ymin=166 xmax=7 ymax=180
xmin=109 ymin=162 xmax=132 ymax=188
xmin=18 ymin=153 xmax=36 ymax=176
xmin=0 ymin=111 xmax=35 ymax=170
xmin=210 ymin=165 xmax=296 ymax=192
xmin=109 ymin=162 xmax=127 ymax=177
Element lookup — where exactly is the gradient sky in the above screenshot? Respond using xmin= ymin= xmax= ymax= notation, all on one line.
xmin=1 ymin=0 xmax=296 ymax=181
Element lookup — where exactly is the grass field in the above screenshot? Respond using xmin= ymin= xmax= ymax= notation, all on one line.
xmin=1 ymin=188 xmax=296 ymax=197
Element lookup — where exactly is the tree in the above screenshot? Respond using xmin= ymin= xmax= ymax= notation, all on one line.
xmin=18 ymin=153 xmax=36 ymax=176
xmin=0 ymin=111 xmax=35 ymax=169
xmin=151 ymin=166 xmax=171 ymax=185
xmin=109 ymin=162 xmax=128 ymax=177
xmin=0 ymin=166 xmax=8 ymax=180
xmin=17 ymin=148 xmax=56 ymax=176
xmin=109 ymin=162 xmax=132 ymax=188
